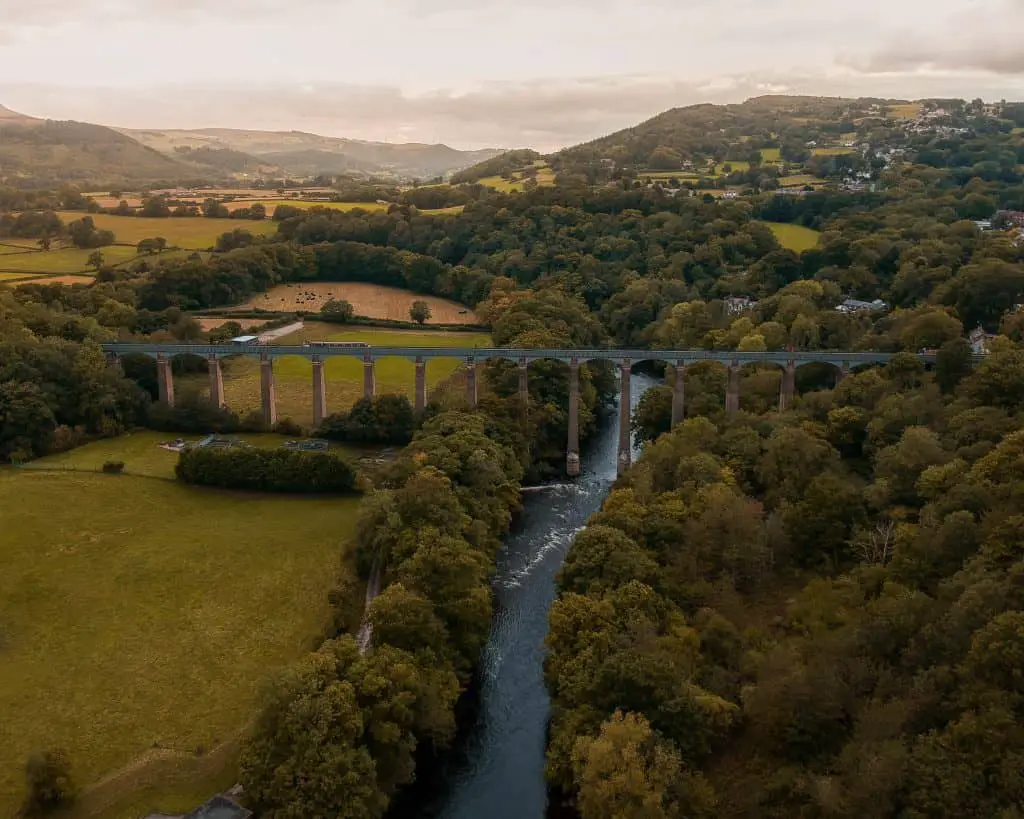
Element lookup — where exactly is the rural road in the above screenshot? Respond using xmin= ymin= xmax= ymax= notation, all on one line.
xmin=257 ymin=321 xmax=304 ymax=342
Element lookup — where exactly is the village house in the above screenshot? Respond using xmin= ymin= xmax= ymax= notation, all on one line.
xmin=724 ymin=296 xmax=758 ymax=316
xmin=836 ymin=297 xmax=888 ymax=314
xmin=969 ymin=325 xmax=998 ymax=355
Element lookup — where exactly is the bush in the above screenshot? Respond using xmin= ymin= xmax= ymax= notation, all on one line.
xmin=21 ymin=749 xmax=75 ymax=816
xmin=176 ymin=446 xmax=360 ymax=494
xmin=316 ymin=395 xmax=415 ymax=445
xmin=146 ymin=391 xmax=241 ymax=435
xmin=273 ymin=418 xmax=305 ymax=437
xmin=101 ymin=460 xmax=125 ymax=474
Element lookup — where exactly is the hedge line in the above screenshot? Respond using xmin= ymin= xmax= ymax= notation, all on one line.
xmin=175 ymin=446 xmax=360 ymax=494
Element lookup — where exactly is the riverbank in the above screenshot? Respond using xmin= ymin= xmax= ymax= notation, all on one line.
xmin=391 ymin=375 xmax=656 ymax=819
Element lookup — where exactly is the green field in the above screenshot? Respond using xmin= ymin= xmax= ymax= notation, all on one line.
xmin=0 ymin=272 xmax=45 ymax=282
xmin=27 ymin=430 xmax=369 ymax=480
xmin=208 ymin=325 xmax=490 ymax=425
xmin=0 ymin=246 xmax=142 ymax=275
xmin=887 ymin=103 xmax=922 ymax=120
xmin=711 ymin=160 xmax=750 ymax=175
xmin=56 ymin=214 xmax=279 ymax=249
xmin=761 ymin=147 xmax=781 ymax=163
xmin=812 ymin=147 xmax=855 ymax=157
xmin=0 ymin=465 xmax=362 ymax=817
xmin=763 ymin=221 xmax=822 ymax=252
xmin=778 ymin=174 xmax=824 ymax=187
xmin=477 ymin=163 xmax=555 ymax=193
xmin=248 ymin=200 xmax=389 ymax=213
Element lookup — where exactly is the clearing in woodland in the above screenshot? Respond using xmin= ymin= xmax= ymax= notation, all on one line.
xmin=202 ymin=324 xmax=490 ymax=425
xmin=237 ymin=281 xmax=478 ymax=323
xmin=0 ymin=466 xmax=361 ymax=818
xmin=763 ymin=221 xmax=822 ymax=252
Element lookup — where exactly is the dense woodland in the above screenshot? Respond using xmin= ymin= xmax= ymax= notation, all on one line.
xmin=3 ymin=95 xmax=1024 ymax=818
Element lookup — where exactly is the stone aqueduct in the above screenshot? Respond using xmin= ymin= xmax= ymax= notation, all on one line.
xmin=101 ymin=343 xmax=937 ymax=476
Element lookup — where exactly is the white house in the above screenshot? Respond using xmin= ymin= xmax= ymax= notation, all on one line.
xmin=836 ymin=298 xmax=888 ymax=314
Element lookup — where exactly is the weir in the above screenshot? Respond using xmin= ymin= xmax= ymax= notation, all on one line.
xmin=102 ymin=343 xmax=942 ymax=476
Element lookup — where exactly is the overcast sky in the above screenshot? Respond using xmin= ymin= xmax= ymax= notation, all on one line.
xmin=0 ymin=0 xmax=1022 ymax=150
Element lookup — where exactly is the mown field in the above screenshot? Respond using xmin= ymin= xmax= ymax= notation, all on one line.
xmin=25 ymin=430 xmax=370 ymax=480
xmin=206 ymin=325 xmax=490 ymax=425
xmin=236 ymin=281 xmax=478 ymax=323
xmin=0 ymin=464 xmax=362 ymax=818
xmin=55 ymin=213 xmax=278 ymax=248
xmin=812 ymin=147 xmax=855 ymax=157
xmin=760 ymin=147 xmax=782 ymax=163
xmin=763 ymin=221 xmax=822 ymax=252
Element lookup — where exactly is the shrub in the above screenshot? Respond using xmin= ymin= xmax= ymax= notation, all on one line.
xmin=146 ymin=391 xmax=241 ymax=435
xmin=101 ymin=460 xmax=125 ymax=474
xmin=176 ymin=446 xmax=360 ymax=494
xmin=317 ymin=395 xmax=415 ymax=446
xmin=21 ymin=749 xmax=75 ymax=816
xmin=273 ymin=417 xmax=305 ymax=437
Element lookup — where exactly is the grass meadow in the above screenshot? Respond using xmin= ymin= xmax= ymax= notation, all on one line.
xmin=56 ymin=214 xmax=278 ymax=249
xmin=0 ymin=246 xmax=139 ymax=275
xmin=236 ymin=281 xmax=478 ymax=323
xmin=26 ymin=430 xmax=371 ymax=480
xmin=760 ymin=147 xmax=782 ymax=163
xmin=763 ymin=221 xmax=822 ymax=252
xmin=0 ymin=465 xmax=362 ymax=818
xmin=204 ymin=325 xmax=490 ymax=425
xmin=887 ymin=103 xmax=923 ymax=119
xmin=812 ymin=147 xmax=855 ymax=157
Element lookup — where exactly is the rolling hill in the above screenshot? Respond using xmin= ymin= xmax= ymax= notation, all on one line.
xmin=0 ymin=113 xmax=196 ymax=187
xmin=119 ymin=127 xmax=504 ymax=179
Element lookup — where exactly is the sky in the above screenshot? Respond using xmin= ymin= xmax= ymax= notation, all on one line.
xmin=0 ymin=0 xmax=1022 ymax=150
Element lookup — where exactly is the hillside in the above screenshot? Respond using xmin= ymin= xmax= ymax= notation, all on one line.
xmin=119 ymin=127 xmax=504 ymax=179
xmin=0 ymin=116 xmax=197 ymax=187
xmin=450 ymin=148 xmax=543 ymax=184
xmin=554 ymin=95 xmax=886 ymax=170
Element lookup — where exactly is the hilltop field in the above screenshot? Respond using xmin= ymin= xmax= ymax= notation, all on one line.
xmin=0 ymin=434 xmax=364 ymax=818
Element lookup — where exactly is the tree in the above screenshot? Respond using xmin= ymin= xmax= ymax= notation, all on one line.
xmin=572 ymin=711 xmax=714 ymax=819
xmin=323 ymin=299 xmax=356 ymax=322
xmin=86 ymin=250 xmax=105 ymax=271
xmin=21 ymin=749 xmax=75 ymax=816
xmin=409 ymin=300 xmax=432 ymax=325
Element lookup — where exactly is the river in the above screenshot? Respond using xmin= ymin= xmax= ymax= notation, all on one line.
xmin=407 ymin=373 xmax=657 ymax=819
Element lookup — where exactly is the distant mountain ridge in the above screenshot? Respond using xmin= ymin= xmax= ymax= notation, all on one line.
xmin=0 ymin=104 xmax=505 ymax=186
xmin=117 ymin=126 xmax=504 ymax=179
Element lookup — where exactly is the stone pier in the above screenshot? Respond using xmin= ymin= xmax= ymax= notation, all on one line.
xmin=779 ymin=360 xmax=797 ymax=412
xmin=156 ymin=355 xmax=175 ymax=407
xmin=617 ymin=360 xmax=632 ymax=475
xmin=312 ymin=359 xmax=327 ymax=427
xmin=518 ymin=359 xmax=529 ymax=417
xmin=465 ymin=359 xmax=478 ymax=408
xmin=362 ymin=357 xmax=376 ymax=401
xmin=260 ymin=355 xmax=277 ymax=426
xmin=671 ymin=363 xmax=686 ymax=427
xmin=208 ymin=355 xmax=224 ymax=409
xmin=567 ymin=359 xmax=581 ymax=476
xmin=414 ymin=357 xmax=427 ymax=414
xmin=725 ymin=364 xmax=740 ymax=416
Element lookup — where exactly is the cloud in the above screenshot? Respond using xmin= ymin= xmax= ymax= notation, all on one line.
xmin=3 ymin=65 xmax=1024 ymax=152
xmin=844 ymin=41 xmax=1024 ymax=76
